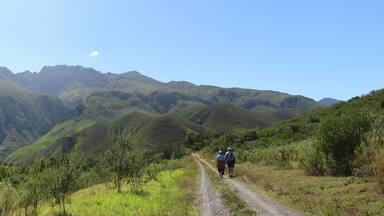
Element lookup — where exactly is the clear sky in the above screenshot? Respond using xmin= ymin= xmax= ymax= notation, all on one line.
xmin=1 ymin=0 xmax=383 ymax=100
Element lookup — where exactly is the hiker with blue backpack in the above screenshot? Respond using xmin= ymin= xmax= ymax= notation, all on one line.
xmin=216 ymin=150 xmax=226 ymax=178
xmin=225 ymin=147 xmax=236 ymax=178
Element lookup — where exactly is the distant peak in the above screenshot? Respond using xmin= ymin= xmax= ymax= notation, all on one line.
xmin=167 ymin=80 xmax=196 ymax=88
xmin=39 ymin=65 xmax=101 ymax=75
xmin=319 ymin=98 xmax=342 ymax=106
xmin=126 ymin=70 xmax=141 ymax=74
xmin=119 ymin=71 xmax=162 ymax=85
xmin=0 ymin=66 xmax=12 ymax=73
xmin=0 ymin=66 xmax=14 ymax=79
xmin=120 ymin=71 xmax=145 ymax=77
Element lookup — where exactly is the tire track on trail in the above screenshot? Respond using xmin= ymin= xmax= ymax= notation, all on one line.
xmin=194 ymin=153 xmax=301 ymax=216
xmin=193 ymin=154 xmax=230 ymax=216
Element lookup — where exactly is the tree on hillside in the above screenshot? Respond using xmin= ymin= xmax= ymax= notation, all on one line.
xmin=18 ymin=160 xmax=50 ymax=216
xmin=105 ymin=127 xmax=146 ymax=193
xmin=46 ymin=147 xmax=83 ymax=216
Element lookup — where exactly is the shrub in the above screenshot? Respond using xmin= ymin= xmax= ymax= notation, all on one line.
xmin=309 ymin=115 xmax=320 ymax=123
xmin=352 ymin=145 xmax=376 ymax=177
xmin=239 ymin=130 xmax=259 ymax=142
xmin=105 ymin=127 xmax=146 ymax=193
xmin=318 ymin=112 xmax=372 ymax=176
xmin=275 ymin=148 xmax=292 ymax=169
xmin=290 ymin=124 xmax=300 ymax=133
xmin=0 ymin=182 xmax=18 ymax=216
xmin=374 ymin=150 xmax=384 ymax=193
xmin=299 ymin=141 xmax=326 ymax=176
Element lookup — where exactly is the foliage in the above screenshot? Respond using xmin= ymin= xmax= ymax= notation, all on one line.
xmin=373 ymin=149 xmax=384 ymax=193
xmin=318 ymin=111 xmax=373 ymax=176
xmin=39 ymin=162 xmax=199 ymax=216
xmin=0 ymin=181 xmax=18 ymax=216
xmin=17 ymin=161 xmax=50 ymax=216
xmin=44 ymin=148 xmax=83 ymax=215
xmin=105 ymin=127 xmax=147 ymax=193
xmin=298 ymin=141 xmax=326 ymax=176
xmin=185 ymin=131 xmax=206 ymax=151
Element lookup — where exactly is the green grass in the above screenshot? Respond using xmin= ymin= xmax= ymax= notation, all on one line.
xmin=39 ymin=167 xmax=199 ymax=216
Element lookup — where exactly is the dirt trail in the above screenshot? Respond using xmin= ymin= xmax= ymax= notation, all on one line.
xmin=193 ymin=154 xmax=230 ymax=216
xmin=194 ymin=154 xmax=301 ymax=216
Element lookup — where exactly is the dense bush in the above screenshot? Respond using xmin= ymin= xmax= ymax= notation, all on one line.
xmin=374 ymin=149 xmax=384 ymax=193
xmin=318 ymin=112 xmax=372 ymax=176
xmin=241 ymin=141 xmax=308 ymax=168
xmin=298 ymin=141 xmax=326 ymax=176
xmin=353 ymin=115 xmax=384 ymax=192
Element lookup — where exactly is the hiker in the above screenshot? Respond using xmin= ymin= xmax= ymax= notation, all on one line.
xmin=225 ymin=147 xmax=236 ymax=178
xmin=216 ymin=150 xmax=226 ymax=178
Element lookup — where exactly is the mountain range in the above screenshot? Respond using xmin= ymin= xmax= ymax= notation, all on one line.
xmin=0 ymin=65 xmax=324 ymax=163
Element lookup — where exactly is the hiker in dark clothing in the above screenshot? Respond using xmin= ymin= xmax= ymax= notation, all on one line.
xmin=216 ymin=151 xmax=226 ymax=178
xmin=225 ymin=147 xmax=236 ymax=178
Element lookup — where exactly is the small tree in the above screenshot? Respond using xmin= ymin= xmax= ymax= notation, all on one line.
xmin=46 ymin=147 xmax=83 ymax=215
xmin=17 ymin=159 xmax=51 ymax=216
xmin=105 ymin=127 xmax=146 ymax=193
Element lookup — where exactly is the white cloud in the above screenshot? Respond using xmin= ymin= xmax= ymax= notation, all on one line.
xmin=89 ymin=50 xmax=99 ymax=58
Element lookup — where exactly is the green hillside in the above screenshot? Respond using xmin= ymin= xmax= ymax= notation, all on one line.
xmin=1 ymin=65 xmax=324 ymax=163
xmin=181 ymin=103 xmax=271 ymax=131
xmin=0 ymin=75 xmax=71 ymax=161
xmin=6 ymin=110 xmax=205 ymax=163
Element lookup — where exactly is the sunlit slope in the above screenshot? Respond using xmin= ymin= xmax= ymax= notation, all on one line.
xmin=7 ymin=111 xmax=204 ymax=163
xmin=0 ymin=74 xmax=71 ymax=160
xmin=180 ymin=103 xmax=271 ymax=131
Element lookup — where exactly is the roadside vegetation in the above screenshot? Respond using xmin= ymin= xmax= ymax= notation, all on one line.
xmin=0 ymin=120 xmax=199 ymax=216
xmin=199 ymin=89 xmax=384 ymax=215
xmin=39 ymin=159 xmax=199 ymax=216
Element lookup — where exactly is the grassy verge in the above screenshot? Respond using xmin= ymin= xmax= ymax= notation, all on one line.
xmin=39 ymin=157 xmax=199 ymax=216
xmin=205 ymin=165 xmax=255 ymax=216
xmin=235 ymin=162 xmax=384 ymax=215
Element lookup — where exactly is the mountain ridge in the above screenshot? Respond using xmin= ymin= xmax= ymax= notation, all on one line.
xmin=0 ymin=65 xmax=325 ymax=163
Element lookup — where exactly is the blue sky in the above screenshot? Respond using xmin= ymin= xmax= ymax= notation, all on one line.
xmin=0 ymin=0 xmax=383 ymax=100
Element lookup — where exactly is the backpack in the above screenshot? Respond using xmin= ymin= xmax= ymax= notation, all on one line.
xmin=217 ymin=154 xmax=226 ymax=161
xmin=226 ymin=151 xmax=235 ymax=162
